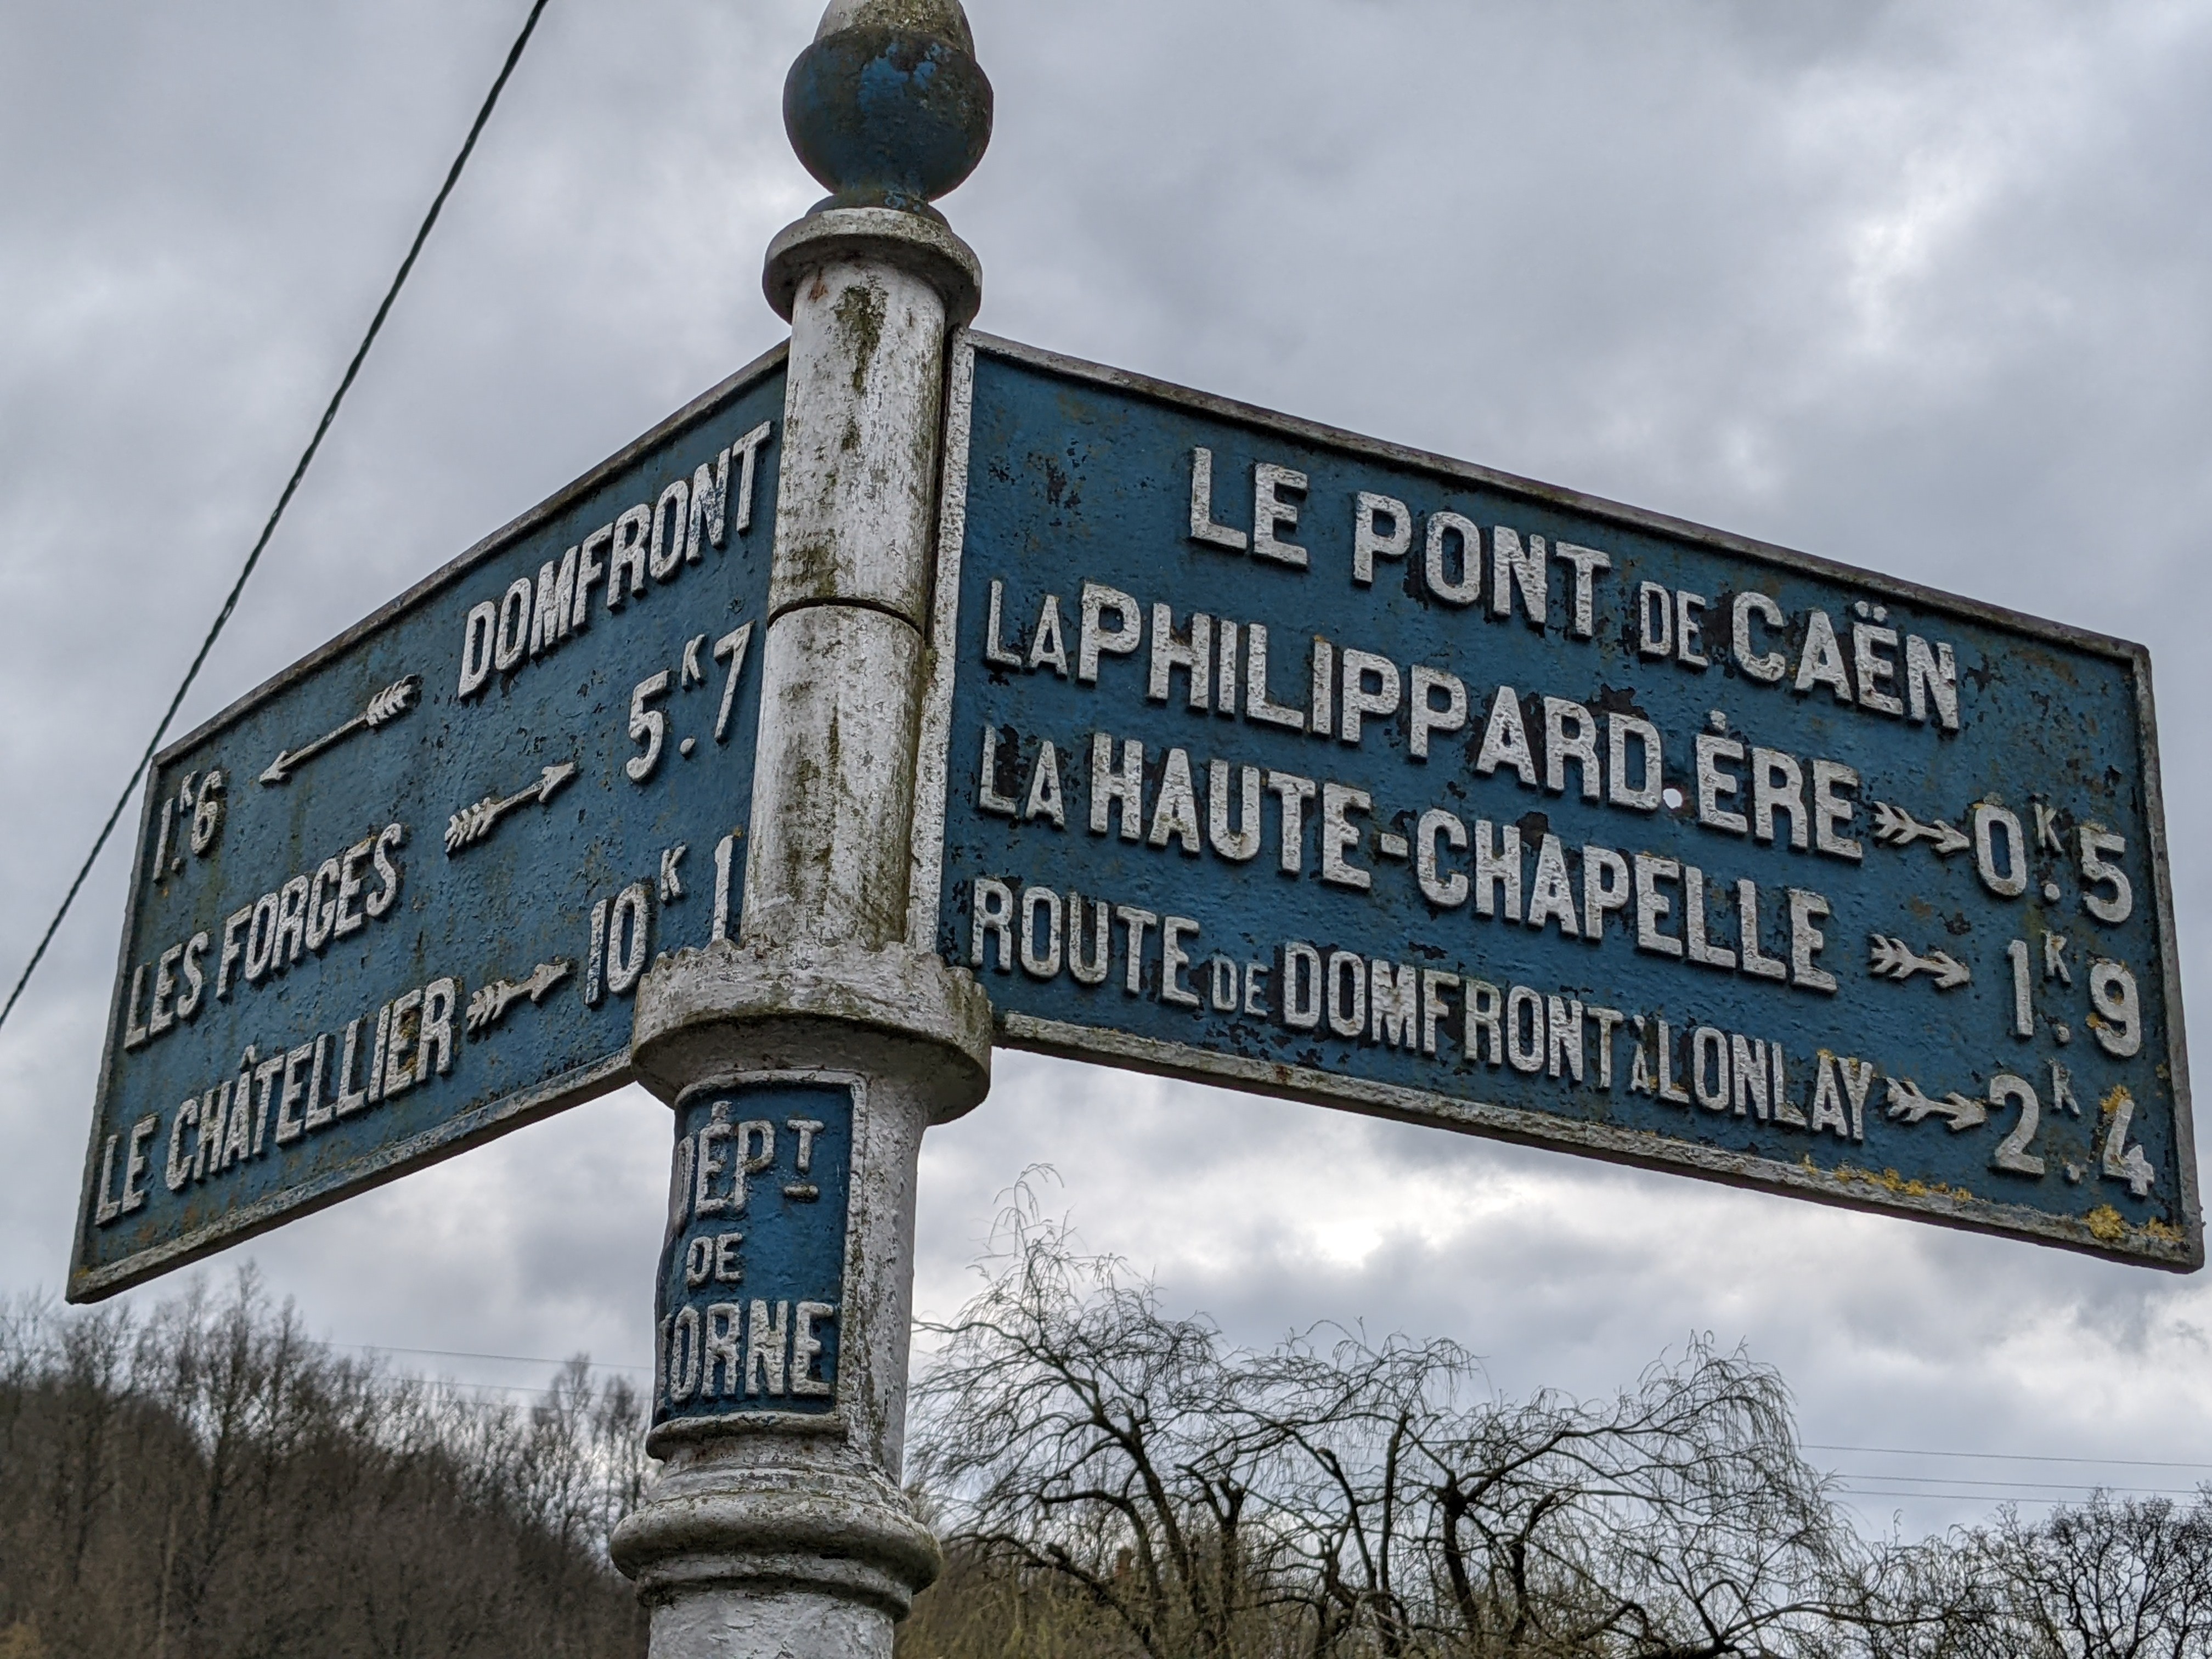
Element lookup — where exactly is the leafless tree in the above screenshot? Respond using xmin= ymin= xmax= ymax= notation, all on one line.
xmin=1941 ymin=1491 xmax=2212 ymax=1659
xmin=910 ymin=1201 xmax=1314 ymax=1657
xmin=909 ymin=1195 xmax=1949 ymax=1659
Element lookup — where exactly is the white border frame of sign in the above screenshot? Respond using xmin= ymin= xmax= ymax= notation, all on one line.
xmin=69 ymin=342 xmax=793 ymax=1305
xmin=912 ymin=330 xmax=2202 ymax=1274
xmin=645 ymin=1066 xmax=868 ymax=1453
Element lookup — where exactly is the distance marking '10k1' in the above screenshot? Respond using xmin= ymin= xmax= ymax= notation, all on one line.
xmin=72 ymin=349 xmax=786 ymax=1300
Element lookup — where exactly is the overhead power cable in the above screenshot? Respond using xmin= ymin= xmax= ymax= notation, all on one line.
xmin=333 ymin=1340 xmax=650 ymax=1375
xmin=0 ymin=0 xmax=553 ymax=1039
xmin=1804 ymin=1441 xmax=2212 ymax=1472
xmin=1838 ymin=1486 xmax=2202 ymax=1507
xmin=1822 ymin=1477 xmax=2203 ymax=1504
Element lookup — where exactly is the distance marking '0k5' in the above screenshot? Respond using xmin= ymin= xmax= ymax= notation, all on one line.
xmin=926 ymin=335 xmax=2196 ymax=1269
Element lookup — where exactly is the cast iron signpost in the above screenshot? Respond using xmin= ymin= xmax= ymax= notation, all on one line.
xmin=60 ymin=1 xmax=2198 ymax=1654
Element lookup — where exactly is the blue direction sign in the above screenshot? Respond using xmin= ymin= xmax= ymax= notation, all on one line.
xmin=920 ymin=335 xmax=2199 ymax=1269
xmin=71 ymin=347 xmax=787 ymax=1301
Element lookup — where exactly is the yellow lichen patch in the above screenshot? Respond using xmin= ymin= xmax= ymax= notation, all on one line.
xmin=1819 ymin=1163 xmax=1978 ymax=1206
xmin=2099 ymin=1084 xmax=2135 ymax=1120
xmin=2085 ymin=1205 xmax=2126 ymax=1244
xmin=2148 ymin=1218 xmax=2186 ymax=1244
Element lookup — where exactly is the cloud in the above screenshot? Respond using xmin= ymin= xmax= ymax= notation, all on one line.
xmin=6 ymin=0 xmax=2212 ymax=1545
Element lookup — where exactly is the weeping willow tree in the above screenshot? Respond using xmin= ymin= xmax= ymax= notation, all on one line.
xmin=904 ymin=1198 xmax=1970 ymax=1659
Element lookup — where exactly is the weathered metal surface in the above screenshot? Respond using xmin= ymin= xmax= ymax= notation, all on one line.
xmin=612 ymin=50 xmax=984 ymax=1649
xmin=70 ymin=348 xmax=788 ymax=1302
xmin=783 ymin=0 xmax=994 ymax=219
xmin=746 ymin=247 xmax=961 ymax=956
xmin=654 ymin=1079 xmax=855 ymax=1438
xmin=922 ymin=333 xmax=2199 ymax=1271
xmin=614 ymin=1058 xmax=944 ymax=1627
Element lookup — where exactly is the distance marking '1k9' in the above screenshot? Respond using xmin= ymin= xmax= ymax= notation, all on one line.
xmin=921 ymin=334 xmax=2197 ymax=1269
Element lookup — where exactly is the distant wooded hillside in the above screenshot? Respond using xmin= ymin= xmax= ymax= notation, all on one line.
xmin=0 ymin=1275 xmax=647 ymax=1659
xmin=9 ymin=1235 xmax=2207 ymax=1659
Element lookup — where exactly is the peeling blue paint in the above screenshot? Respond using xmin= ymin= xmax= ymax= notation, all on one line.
xmin=931 ymin=338 xmax=2197 ymax=1269
xmin=71 ymin=353 xmax=787 ymax=1301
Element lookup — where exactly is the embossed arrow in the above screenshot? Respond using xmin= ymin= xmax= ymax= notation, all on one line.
xmin=1885 ymin=1077 xmax=1988 ymax=1131
xmin=465 ymin=959 xmax=573 ymax=1037
xmin=1870 ymin=800 xmax=1970 ymax=857
xmin=1867 ymin=934 xmax=1972 ymax=990
xmin=259 ymin=676 xmax=421 ymax=786
xmin=444 ymin=761 xmax=578 ymax=855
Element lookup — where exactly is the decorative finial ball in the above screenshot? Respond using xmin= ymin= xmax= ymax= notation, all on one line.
xmin=785 ymin=0 xmax=994 ymax=217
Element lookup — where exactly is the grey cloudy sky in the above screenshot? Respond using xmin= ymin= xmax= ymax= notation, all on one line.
xmin=6 ymin=0 xmax=2212 ymax=1538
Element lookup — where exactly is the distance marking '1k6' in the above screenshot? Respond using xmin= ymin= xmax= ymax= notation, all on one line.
xmin=71 ymin=348 xmax=786 ymax=1300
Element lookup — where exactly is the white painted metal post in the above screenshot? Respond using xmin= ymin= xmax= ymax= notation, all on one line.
xmin=611 ymin=4 xmax=994 ymax=1654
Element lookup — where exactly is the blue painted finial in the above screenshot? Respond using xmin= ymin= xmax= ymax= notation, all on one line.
xmin=785 ymin=0 xmax=994 ymax=220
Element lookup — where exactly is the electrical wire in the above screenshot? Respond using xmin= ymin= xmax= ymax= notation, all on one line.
xmin=233 ymin=1341 xmax=2212 ymax=1493
xmin=1805 ymin=1441 xmax=2212 ymax=1471
xmin=273 ymin=1350 xmax=2212 ymax=1484
xmin=29 ymin=1325 xmax=2208 ymax=1500
xmin=1832 ymin=1474 xmax=2208 ymax=1497
xmin=9 ymin=1335 xmax=2206 ymax=1505
xmin=332 ymin=1340 xmax=649 ymax=1375
xmin=0 ymin=0 xmax=553 ymax=1038
xmin=1840 ymin=1504 xmax=2168 ymax=1513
